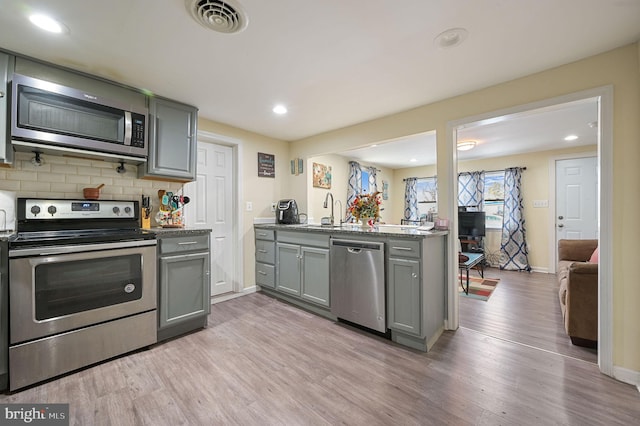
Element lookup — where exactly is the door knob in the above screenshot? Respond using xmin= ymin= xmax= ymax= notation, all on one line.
xmin=558 ymin=224 xmax=564 ymax=228
xmin=558 ymin=215 xmax=564 ymax=220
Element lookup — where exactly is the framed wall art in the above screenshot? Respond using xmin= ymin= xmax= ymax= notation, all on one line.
xmin=312 ymin=162 xmax=332 ymax=189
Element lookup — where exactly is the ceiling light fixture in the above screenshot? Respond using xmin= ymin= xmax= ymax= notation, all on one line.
xmin=564 ymin=135 xmax=579 ymax=141
xmin=272 ymin=104 xmax=287 ymax=115
xmin=456 ymin=140 xmax=476 ymax=151
xmin=29 ymin=14 xmax=67 ymax=34
xmin=434 ymin=28 xmax=468 ymax=49
xmin=409 ymin=158 xmax=417 ymax=162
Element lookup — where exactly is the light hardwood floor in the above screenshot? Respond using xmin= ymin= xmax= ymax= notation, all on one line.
xmin=2 ymin=291 xmax=638 ymax=425
xmin=459 ymin=267 xmax=598 ymax=363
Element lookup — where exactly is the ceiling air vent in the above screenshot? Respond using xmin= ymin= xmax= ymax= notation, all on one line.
xmin=186 ymin=0 xmax=248 ymax=34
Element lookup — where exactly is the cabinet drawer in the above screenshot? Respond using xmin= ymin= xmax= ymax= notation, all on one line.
xmin=255 ymin=240 xmax=275 ymax=264
xmin=255 ymin=262 xmax=275 ymax=288
xmin=255 ymin=228 xmax=275 ymax=241
xmin=388 ymin=239 xmax=421 ymax=258
xmin=159 ymin=234 xmax=209 ymax=254
xmin=277 ymin=231 xmax=329 ymax=248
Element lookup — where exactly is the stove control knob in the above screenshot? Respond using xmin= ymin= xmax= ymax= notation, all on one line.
xmin=47 ymin=206 xmax=57 ymax=216
xmin=30 ymin=205 xmax=41 ymax=216
xmin=112 ymin=206 xmax=120 ymax=215
xmin=124 ymin=206 xmax=132 ymax=214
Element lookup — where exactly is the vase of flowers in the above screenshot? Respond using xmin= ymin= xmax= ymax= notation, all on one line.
xmin=349 ymin=192 xmax=382 ymax=228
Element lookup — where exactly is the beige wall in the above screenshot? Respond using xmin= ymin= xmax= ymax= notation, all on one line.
xmin=289 ymin=44 xmax=640 ymax=373
xmin=197 ymin=118 xmax=290 ymax=290
xmin=304 ymin=154 xmax=393 ymax=224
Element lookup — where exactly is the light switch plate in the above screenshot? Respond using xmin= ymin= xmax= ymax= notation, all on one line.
xmin=246 ymin=201 xmax=253 ymax=211
xmin=533 ymin=200 xmax=549 ymax=208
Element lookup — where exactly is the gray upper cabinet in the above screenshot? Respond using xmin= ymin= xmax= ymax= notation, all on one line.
xmin=140 ymin=97 xmax=198 ymax=181
xmin=0 ymin=52 xmax=14 ymax=164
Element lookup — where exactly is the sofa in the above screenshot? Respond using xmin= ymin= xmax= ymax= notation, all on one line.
xmin=557 ymin=239 xmax=598 ymax=348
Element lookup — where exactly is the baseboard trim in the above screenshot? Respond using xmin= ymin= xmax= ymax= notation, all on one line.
xmin=210 ymin=286 xmax=257 ymax=305
xmin=612 ymin=366 xmax=640 ymax=390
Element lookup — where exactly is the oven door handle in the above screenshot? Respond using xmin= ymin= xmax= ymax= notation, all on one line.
xmin=9 ymin=239 xmax=157 ymax=257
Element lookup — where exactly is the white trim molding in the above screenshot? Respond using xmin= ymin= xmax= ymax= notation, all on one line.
xmin=196 ymin=130 xmax=245 ymax=295
xmin=446 ymin=85 xmax=614 ymax=379
xmin=612 ymin=366 xmax=640 ymax=390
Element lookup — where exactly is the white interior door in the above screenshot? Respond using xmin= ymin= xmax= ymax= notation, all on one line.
xmin=555 ymin=156 xmax=598 ymax=247
xmin=184 ymin=142 xmax=235 ymax=296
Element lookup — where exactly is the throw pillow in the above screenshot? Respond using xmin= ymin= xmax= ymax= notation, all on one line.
xmin=589 ymin=247 xmax=599 ymax=263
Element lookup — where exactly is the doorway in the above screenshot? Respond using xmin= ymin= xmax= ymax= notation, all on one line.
xmin=445 ymin=86 xmax=613 ymax=376
xmin=184 ymin=131 xmax=243 ymax=299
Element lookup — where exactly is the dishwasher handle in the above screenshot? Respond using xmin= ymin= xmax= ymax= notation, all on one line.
xmin=347 ymin=247 xmax=362 ymax=254
xmin=331 ymin=239 xmax=383 ymax=251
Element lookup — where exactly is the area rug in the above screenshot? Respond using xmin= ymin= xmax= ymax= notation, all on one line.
xmin=458 ymin=276 xmax=499 ymax=301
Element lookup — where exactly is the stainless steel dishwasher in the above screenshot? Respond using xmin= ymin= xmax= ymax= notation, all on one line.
xmin=330 ymin=238 xmax=386 ymax=332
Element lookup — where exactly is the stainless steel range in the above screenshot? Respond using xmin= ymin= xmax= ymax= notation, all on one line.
xmin=8 ymin=198 xmax=157 ymax=391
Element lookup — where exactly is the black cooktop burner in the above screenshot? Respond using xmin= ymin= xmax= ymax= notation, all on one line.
xmin=9 ymin=228 xmax=156 ymax=248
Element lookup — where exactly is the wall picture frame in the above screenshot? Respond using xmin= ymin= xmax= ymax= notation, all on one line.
xmin=312 ymin=162 xmax=332 ymax=189
xmin=258 ymin=152 xmax=275 ymax=178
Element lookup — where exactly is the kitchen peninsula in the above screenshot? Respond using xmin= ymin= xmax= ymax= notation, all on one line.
xmin=254 ymin=223 xmax=448 ymax=352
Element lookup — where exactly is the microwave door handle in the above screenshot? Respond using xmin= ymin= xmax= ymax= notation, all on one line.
xmin=123 ymin=111 xmax=132 ymax=146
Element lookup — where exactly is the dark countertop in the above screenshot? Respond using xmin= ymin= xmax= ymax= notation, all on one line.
xmin=0 ymin=231 xmax=15 ymax=242
xmin=149 ymin=227 xmax=212 ymax=238
xmin=254 ymin=223 xmax=448 ymax=239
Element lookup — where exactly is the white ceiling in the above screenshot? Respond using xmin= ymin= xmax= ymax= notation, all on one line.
xmin=339 ymin=97 xmax=599 ymax=168
xmin=0 ymin=1 xmax=638 ymax=143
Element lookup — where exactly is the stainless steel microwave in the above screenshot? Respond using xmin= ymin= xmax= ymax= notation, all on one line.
xmin=11 ymin=73 xmax=148 ymax=159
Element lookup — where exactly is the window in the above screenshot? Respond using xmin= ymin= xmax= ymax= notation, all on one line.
xmin=361 ymin=169 xmax=370 ymax=194
xmin=416 ymin=177 xmax=437 ymax=218
xmin=483 ymin=171 xmax=505 ymax=229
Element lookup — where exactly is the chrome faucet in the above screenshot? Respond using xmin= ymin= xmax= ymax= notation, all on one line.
xmin=334 ymin=200 xmax=343 ymax=226
xmin=323 ymin=192 xmax=334 ymax=225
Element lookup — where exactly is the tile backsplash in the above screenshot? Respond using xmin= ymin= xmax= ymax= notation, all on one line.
xmin=0 ymin=152 xmax=183 ymax=202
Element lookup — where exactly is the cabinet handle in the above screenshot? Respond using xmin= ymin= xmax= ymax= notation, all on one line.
xmin=0 ymin=91 xmax=4 ymax=98
xmin=257 ymin=232 xmax=267 ymax=237
xmin=392 ymin=246 xmax=412 ymax=251
xmin=178 ymin=241 xmax=198 ymax=245
xmin=258 ymin=271 xmax=267 ymax=275
xmin=258 ymin=249 xmax=267 ymax=253
xmin=412 ymin=273 xmax=418 ymax=278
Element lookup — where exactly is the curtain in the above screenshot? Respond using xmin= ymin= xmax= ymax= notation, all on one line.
xmin=368 ymin=167 xmax=378 ymax=193
xmin=500 ymin=167 xmax=531 ymax=271
xmin=346 ymin=161 xmax=362 ymax=222
xmin=404 ymin=177 xmax=419 ymax=221
xmin=458 ymin=171 xmax=485 ymax=211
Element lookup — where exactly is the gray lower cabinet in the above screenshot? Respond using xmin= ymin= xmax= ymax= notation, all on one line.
xmin=140 ymin=97 xmax=198 ymax=181
xmin=256 ymin=229 xmax=331 ymax=313
xmin=275 ymin=238 xmax=330 ymax=307
xmin=387 ymin=237 xmax=446 ymax=352
xmin=387 ymin=257 xmax=421 ymax=335
xmin=255 ymin=229 xmax=275 ymax=289
xmin=0 ymin=52 xmax=14 ymax=164
xmin=157 ymin=233 xmax=210 ymax=341
xmin=0 ymin=241 xmax=7 ymax=390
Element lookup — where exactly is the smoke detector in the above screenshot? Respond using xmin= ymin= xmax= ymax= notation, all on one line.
xmin=186 ymin=0 xmax=248 ymax=34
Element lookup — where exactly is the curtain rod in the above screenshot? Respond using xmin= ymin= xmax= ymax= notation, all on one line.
xmin=402 ymin=167 xmax=527 ymax=181
xmin=479 ymin=167 xmax=527 ymax=174
xmin=403 ymin=175 xmax=436 ymax=182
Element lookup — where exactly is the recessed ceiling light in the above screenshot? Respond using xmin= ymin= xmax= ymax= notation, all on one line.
xmin=272 ymin=104 xmax=287 ymax=115
xmin=29 ymin=14 xmax=67 ymax=34
xmin=564 ymin=135 xmax=579 ymax=141
xmin=457 ymin=140 xmax=476 ymax=151
xmin=409 ymin=158 xmax=417 ymax=162
xmin=370 ymin=144 xmax=377 ymax=148
xmin=434 ymin=28 xmax=468 ymax=49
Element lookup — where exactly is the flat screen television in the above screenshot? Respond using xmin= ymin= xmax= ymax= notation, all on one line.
xmin=458 ymin=211 xmax=486 ymax=238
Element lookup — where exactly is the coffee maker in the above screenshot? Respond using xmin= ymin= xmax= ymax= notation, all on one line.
xmin=276 ymin=199 xmax=299 ymax=224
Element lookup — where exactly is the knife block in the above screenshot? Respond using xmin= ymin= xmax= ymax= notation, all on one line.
xmin=141 ymin=208 xmax=151 ymax=229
